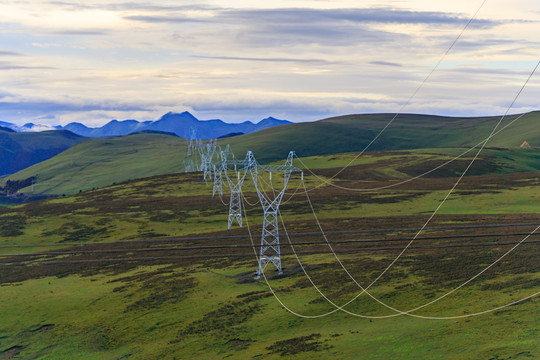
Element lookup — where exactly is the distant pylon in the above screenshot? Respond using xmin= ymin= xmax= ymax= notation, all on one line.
xmin=183 ymin=159 xmax=196 ymax=173
xmin=246 ymin=151 xmax=302 ymax=278
xmin=226 ymin=169 xmax=247 ymax=229
xmin=199 ymin=140 xmax=217 ymax=181
xmin=212 ymin=164 xmax=223 ymax=198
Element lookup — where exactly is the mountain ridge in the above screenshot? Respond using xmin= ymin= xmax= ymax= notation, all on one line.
xmin=4 ymin=111 xmax=291 ymax=139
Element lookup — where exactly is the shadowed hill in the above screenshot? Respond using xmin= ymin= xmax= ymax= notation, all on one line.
xmin=3 ymin=133 xmax=186 ymax=195
xmin=0 ymin=129 xmax=86 ymax=176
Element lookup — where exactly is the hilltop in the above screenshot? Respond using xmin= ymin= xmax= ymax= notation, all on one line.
xmin=226 ymin=111 xmax=540 ymax=163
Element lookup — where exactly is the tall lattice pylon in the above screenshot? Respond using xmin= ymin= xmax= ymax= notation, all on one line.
xmin=246 ymin=151 xmax=302 ymax=278
xmin=199 ymin=140 xmax=217 ymax=182
xmin=212 ymin=152 xmax=225 ymax=198
xmin=226 ymin=169 xmax=247 ymax=229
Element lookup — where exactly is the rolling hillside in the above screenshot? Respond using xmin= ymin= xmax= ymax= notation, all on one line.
xmin=1 ymin=156 xmax=539 ymax=359
xmin=4 ymin=111 xmax=540 ymax=195
xmin=226 ymin=111 xmax=540 ymax=163
xmin=3 ymin=133 xmax=186 ymax=195
xmin=0 ymin=129 xmax=87 ymax=176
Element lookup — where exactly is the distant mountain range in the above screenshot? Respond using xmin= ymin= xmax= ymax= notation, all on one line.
xmin=1 ymin=112 xmax=291 ymax=139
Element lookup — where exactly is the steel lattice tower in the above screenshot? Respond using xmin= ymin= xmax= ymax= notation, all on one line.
xmin=199 ymin=140 xmax=217 ymax=181
xmin=246 ymin=151 xmax=302 ymax=278
xmin=212 ymin=151 xmax=226 ymax=198
xmin=226 ymin=170 xmax=247 ymax=229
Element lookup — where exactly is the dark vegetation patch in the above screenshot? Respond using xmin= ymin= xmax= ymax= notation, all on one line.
xmin=0 ymin=177 xmax=36 ymax=195
xmin=236 ymin=290 xmax=272 ymax=302
xmin=398 ymin=158 xmax=500 ymax=178
xmin=179 ymin=296 xmax=267 ymax=336
xmin=1 ymin=345 xmax=24 ymax=359
xmin=42 ymin=221 xmax=110 ymax=242
xmin=0 ymin=214 xmax=26 ymax=236
xmin=266 ymin=333 xmax=331 ymax=356
xmin=123 ymin=273 xmax=197 ymax=313
xmin=406 ymin=245 xmax=539 ymax=289
xmin=29 ymin=324 xmax=55 ymax=333
xmin=225 ymin=338 xmax=252 ymax=350
xmin=480 ymin=276 xmax=540 ymax=291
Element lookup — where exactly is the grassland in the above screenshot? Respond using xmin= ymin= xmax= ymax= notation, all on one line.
xmin=2 ymin=133 xmax=186 ymax=195
xmin=1 ymin=150 xmax=539 ymax=359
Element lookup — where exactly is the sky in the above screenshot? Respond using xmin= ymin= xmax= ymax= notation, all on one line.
xmin=0 ymin=0 xmax=539 ymax=127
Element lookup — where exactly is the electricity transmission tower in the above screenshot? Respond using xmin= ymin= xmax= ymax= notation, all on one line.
xmin=212 ymin=151 xmax=225 ymax=198
xmin=198 ymin=139 xmax=217 ymax=181
xmin=246 ymin=151 xmax=302 ymax=278
xmin=185 ymin=127 xmax=202 ymax=173
xmin=221 ymin=151 xmax=251 ymax=229
xmin=226 ymin=168 xmax=247 ymax=229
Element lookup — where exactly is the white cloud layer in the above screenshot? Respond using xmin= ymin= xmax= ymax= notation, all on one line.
xmin=0 ymin=0 xmax=538 ymax=126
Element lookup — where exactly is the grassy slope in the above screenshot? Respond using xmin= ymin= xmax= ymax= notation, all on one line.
xmin=226 ymin=111 xmax=540 ymax=163
xmin=0 ymin=152 xmax=539 ymax=359
xmin=3 ymin=133 xmax=186 ymax=195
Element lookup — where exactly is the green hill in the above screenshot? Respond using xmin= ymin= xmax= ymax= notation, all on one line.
xmin=3 ymin=133 xmax=186 ymax=195
xmin=0 ymin=129 xmax=86 ymax=176
xmin=4 ymin=111 xmax=540 ymax=195
xmin=226 ymin=111 xmax=540 ymax=163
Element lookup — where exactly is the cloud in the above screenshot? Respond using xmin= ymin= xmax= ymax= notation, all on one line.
xmin=0 ymin=98 xmax=152 ymax=125
xmin=221 ymin=7 xmax=499 ymax=26
xmin=0 ymin=61 xmax=56 ymax=70
xmin=369 ymin=61 xmax=402 ymax=67
xmin=124 ymin=15 xmax=208 ymax=24
xmin=0 ymin=99 xmax=148 ymax=113
xmin=0 ymin=50 xmax=25 ymax=56
xmin=127 ymin=7 xmax=506 ymax=49
xmin=125 ymin=7 xmax=501 ymax=27
xmin=192 ymin=55 xmax=339 ymax=65
xmin=51 ymin=29 xmax=109 ymax=36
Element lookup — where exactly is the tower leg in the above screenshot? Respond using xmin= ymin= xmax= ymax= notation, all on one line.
xmin=228 ymin=185 xmax=243 ymax=229
xmin=256 ymin=210 xmax=282 ymax=278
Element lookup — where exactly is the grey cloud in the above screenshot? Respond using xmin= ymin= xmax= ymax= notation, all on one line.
xmin=131 ymin=7 xmax=502 ymax=48
xmin=51 ymin=2 xmax=219 ymax=12
xmin=124 ymin=15 xmax=209 ymax=24
xmin=232 ymin=23 xmax=400 ymax=47
xmin=0 ymin=61 xmax=56 ymax=70
xmin=125 ymin=7 xmax=500 ymax=27
xmin=369 ymin=61 xmax=402 ymax=67
xmin=193 ymin=55 xmax=339 ymax=65
xmin=0 ymin=50 xmax=25 ymax=56
xmin=453 ymin=38 xmax=519 ymax=49
xmin=221 ymin=8 xmax=498 ymax=26
xmin=446 ymin=67 xmax=530 ymax=76
xmin=0 ymin=100 xmax=149 ymax=119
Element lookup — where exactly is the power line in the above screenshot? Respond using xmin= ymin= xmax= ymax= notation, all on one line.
xmin=289 ymin=0 xmax=489 ymax=189
xmin=292 ymin=60 xmax=540 ymax=305
xmin=242 ymin=193 xmax=540 ymax=320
